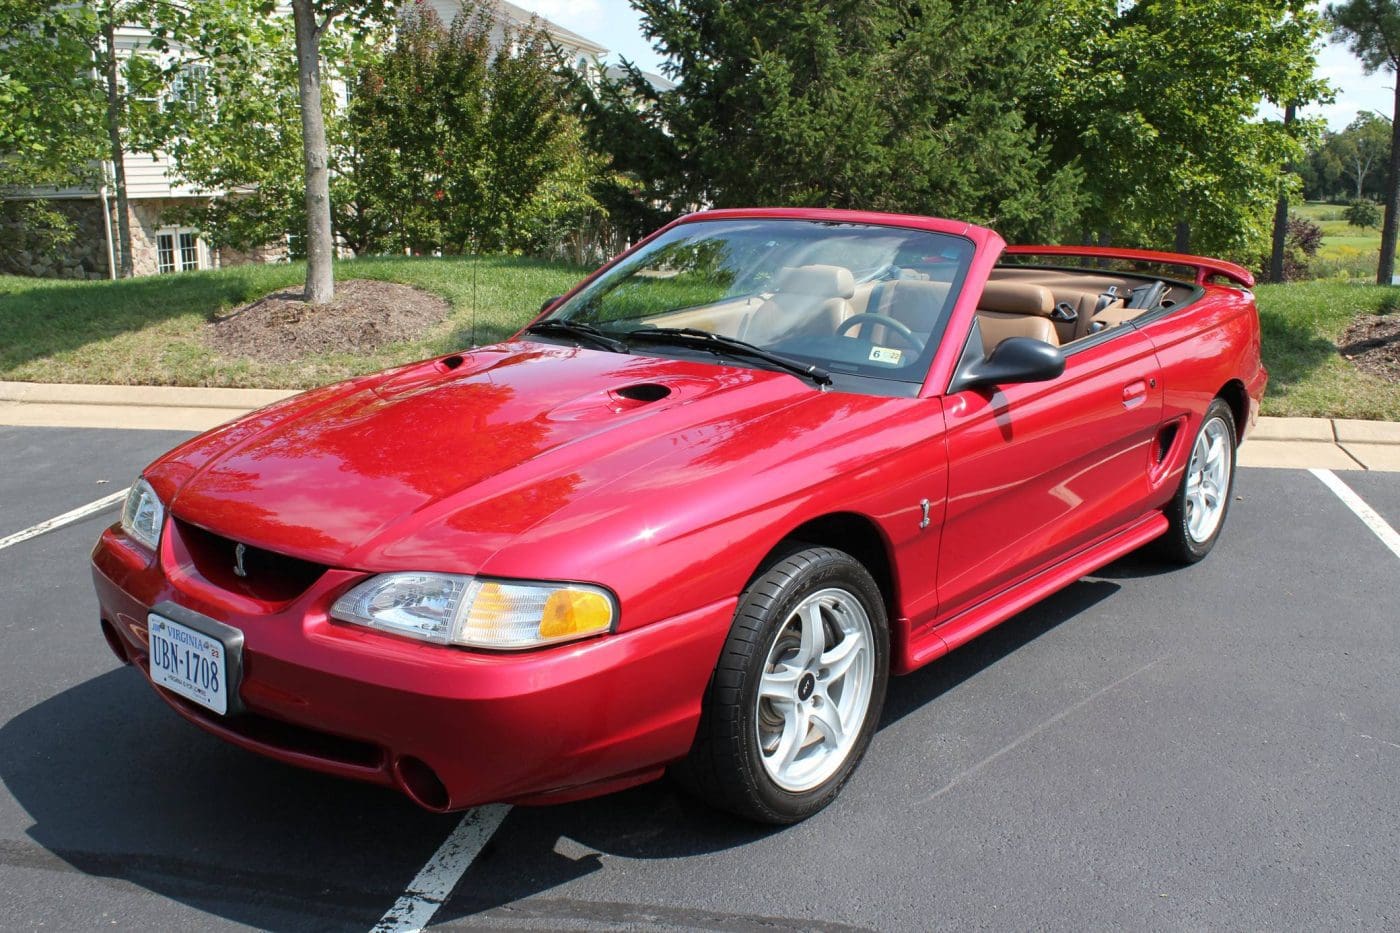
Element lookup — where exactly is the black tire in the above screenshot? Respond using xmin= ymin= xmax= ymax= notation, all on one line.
xmin=1158 ymin=398 xmax=1237 ymax=564
xmin=673 ymin=545 xmax=890 ymax=824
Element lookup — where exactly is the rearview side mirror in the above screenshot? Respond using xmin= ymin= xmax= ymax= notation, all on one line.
xmin=950 ymin=336 xmax=1066 ymax=393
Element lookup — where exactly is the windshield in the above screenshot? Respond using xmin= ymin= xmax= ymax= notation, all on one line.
xmin=547 ymin=219 xmax=975 ymax=385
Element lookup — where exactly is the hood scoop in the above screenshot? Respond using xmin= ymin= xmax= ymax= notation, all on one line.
xmin=548 ymin=380 xmax=707 ymax=422
xmin=613 ymin=383 xmax=671 ymax=404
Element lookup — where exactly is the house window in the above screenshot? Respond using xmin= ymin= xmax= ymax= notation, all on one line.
xmin=157 ymin=234 xmax=176 ymax=273
xmin=156 ymin=227 xmax=205 ymax=273
xmin=168 ymin=62 xmax=211 ymax=113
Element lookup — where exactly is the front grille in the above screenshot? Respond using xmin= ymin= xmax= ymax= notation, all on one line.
xmin=173 ymin=518 xmax=327 ymax=603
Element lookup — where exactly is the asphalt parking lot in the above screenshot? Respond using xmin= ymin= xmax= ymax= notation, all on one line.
xmin=2 ymin=424 xmax=1398 ymax=931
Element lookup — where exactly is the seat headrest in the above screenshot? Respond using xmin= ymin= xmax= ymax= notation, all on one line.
xmin=775 ymin=264 xmax=856 ymax=300
xmin=978 ymin=281 xmax=1054 ymax=316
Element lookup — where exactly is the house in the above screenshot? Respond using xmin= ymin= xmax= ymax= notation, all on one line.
xmin=0 ymin=3 xmax=609 ymax=280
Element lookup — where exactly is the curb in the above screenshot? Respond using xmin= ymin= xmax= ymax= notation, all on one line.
xmin=0 ymin=381 xmax=297 ymax=433
xmin=2 ymin=381 xmax=1398 ymax=472
xmin=1241 ymin=416 xmax=1400 ymax=472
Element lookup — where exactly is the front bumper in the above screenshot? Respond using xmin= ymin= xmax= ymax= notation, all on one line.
xmin=91 ymin=525 xmax=735 ymax=810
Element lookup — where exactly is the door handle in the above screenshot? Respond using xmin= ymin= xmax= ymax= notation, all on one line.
xmin=1122 ymin=380 xmax=1148 ymax=409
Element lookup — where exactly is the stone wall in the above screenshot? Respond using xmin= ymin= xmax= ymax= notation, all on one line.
xmin=1 ymin=196 xmax=285 ymax=279
xmin=0 ymin=199 xmax=111 ymax=280
xmin=219 ymin=240 xmax=287 ymax=267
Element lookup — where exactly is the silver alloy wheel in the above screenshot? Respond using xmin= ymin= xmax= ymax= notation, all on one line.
xmin=1185 ymin=416 xmax=1231 ymax=543
xmin=755 ymin=587 xmax=875 ymax=793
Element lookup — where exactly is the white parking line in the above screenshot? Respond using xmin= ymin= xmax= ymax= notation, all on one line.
xmin=1312 ymin=469 xmax=1400 ymax=561
xmin=371 ymin=804 xmax=512 ymax=933
xmin=0 ymin=488 xmax=129 ymax=552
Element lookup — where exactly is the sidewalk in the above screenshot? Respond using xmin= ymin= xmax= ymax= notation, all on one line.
xmin=3 ymin=380 xmax=1399 ymax=471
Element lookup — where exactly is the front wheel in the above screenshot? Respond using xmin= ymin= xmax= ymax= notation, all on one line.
xmin=1159 ymin=398 xmax=1237 ymax=563
xmin=675 ymin=546 xmax=889 ymax=824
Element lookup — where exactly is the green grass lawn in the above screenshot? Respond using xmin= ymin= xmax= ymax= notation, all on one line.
xmin=0 ymin=255 xmax=586 ymax=389
xmin=2 ymin=258 xmax=1398 ymax=419
xmin=1254 ymin=280 xmax=1400 ymax=420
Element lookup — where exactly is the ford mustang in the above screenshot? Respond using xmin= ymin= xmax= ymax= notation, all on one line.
xmin=92 ymin=208 xmax=1266 ymax=823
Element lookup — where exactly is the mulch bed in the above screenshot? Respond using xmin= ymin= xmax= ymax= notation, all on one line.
xmin=208 ymin=278 xmax=450 ymax=362
xmin=1339 ymin=313 xmax=1400 ymax=384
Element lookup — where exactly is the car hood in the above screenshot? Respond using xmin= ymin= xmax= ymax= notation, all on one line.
xmin=156 ymin=341 xmax=816 ymax=570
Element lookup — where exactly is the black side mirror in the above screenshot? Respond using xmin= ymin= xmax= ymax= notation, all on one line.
xmin=951 ymin=336 xmax=1065 ymax=392
xmin=540 ymin=295 xmax=561 ymax=313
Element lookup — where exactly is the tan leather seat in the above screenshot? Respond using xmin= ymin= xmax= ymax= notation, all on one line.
xmin=853 ymin=279 xmax=951 ymax=346
xmin=742 ymin=264 xmax=855 ymax=344
xmin=1064 ymin=293 xmax=1129 ymax=340
xmin=1091 ymin=301 xmax=1136 ymax=330
xmin=975 ymin=281 xmax=1059 ymax=354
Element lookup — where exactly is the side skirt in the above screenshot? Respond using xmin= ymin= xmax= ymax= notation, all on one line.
xmin=896 ymin=511 xmax=1169 ymax=674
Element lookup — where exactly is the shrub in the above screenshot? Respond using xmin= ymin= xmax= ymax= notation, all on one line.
xmin=1345 ymin=199 xmax=1381 ymax=230
xmin=1263 ymin=215 xmax=1324 ymax=281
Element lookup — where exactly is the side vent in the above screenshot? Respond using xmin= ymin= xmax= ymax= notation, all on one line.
xmin=1156 ymin=421 xmax=1180 ymax=464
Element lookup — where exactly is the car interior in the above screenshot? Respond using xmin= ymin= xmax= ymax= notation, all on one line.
xmin=646 ymin=262 xmax=1199 ymax=360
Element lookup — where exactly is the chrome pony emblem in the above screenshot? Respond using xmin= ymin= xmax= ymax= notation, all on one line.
xmin=233 ymin=542 xmax=249 ymax=578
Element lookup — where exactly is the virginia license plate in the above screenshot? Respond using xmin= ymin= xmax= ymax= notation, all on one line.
xmin=148 ymin=613 xmax=231 ymax=715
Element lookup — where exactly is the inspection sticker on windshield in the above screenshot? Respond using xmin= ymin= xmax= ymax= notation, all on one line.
xmin=869 ymin=346 xmax=903 ymax=365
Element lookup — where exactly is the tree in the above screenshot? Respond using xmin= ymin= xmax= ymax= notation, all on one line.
xmin=0 ymin=1 xmax=189 ymax=277
xmin=601 ymin=0 xmax=1086 ymax=244
xmin=347 ymin=5 xmax=607 ymax=258
xmin=284 ymin=1 xmax=392 ymax=304
xmin=161 ymin=5 xmax=387 ymax=268
xmin=1299 ymin=131 xmax=1347 ymax=200
xmin=1333 ymin=111 xmax=1392 ymax=199
xmin=1039 ymin=0 xmax=1328 ymax=259
xmin=1329 ymin=0 xmax=1400 ymax=284
xmin=1347 ymin=198 xmax=1382 ymax=228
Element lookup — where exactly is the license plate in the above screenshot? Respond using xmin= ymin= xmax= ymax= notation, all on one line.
xmin=148 ymin=613 xmax=232 ymax=715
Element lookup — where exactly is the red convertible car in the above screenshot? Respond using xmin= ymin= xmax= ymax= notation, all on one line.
xmin=92 ymin=208 xmax=1265 ymax=823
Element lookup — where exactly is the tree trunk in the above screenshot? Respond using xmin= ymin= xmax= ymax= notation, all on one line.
xmin=292 ymin=0 xmax=334 ymax=304
xmin=1174 ymin=221 xmax=1191 ymax=254
xmin=1380 ymin=80 xmax=1400 ymax=286
xmin=101 ymin=13 xmax=134 ymax=278
xmin=1269 ymin=102 xmax=1297 ymax=285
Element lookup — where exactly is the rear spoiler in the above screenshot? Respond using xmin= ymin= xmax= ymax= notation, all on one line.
xmin=1002 ymin=245 xmax=1255 ymax=289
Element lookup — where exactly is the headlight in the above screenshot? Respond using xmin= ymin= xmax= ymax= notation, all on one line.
xmin=329 ymin=573 xmax=617 ymax=649
xmin=121 ymin=478 xmax=165 ymax=551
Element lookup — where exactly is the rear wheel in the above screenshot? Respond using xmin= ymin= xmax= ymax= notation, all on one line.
xmin=675 ymin=546 xmax=889 ymax=824
xmin=1159 ymin=398 xmax=1237 ymax=563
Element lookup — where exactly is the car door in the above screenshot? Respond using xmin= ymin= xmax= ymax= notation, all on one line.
xmin=934 ymin=326 xmax=1164 ymax=623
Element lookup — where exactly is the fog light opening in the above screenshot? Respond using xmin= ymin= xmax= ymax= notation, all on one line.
xmin=395 ymin=755 xmax=451 ymax=811
xmin=100 ymin=619 xmax=132 ymax=665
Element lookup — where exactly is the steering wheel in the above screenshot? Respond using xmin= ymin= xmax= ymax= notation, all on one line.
xmin=835 ymin=313 xmax=921 ymax=350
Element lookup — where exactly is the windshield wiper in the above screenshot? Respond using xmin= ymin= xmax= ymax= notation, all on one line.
xmin=524 ymin=320 xmax=630 ymax=354
xmin=623 ymin=327 xmax=831 ymax=387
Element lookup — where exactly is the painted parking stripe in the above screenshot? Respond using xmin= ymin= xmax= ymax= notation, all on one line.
xmin=371 ymin=804 xmax=512 ymax=933
xmin=1312 ymin=469 xmax=1400 ymax=561
xmin=0 ymin=488 xmax=129 ymax=552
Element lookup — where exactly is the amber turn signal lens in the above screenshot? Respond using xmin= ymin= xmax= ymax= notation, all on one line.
xmin=539 ymin=589 xmax=613 ymax=639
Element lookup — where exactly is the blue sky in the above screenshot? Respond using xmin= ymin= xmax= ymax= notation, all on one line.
xmin=532 ymin=0 xmax=1388 ymax=132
